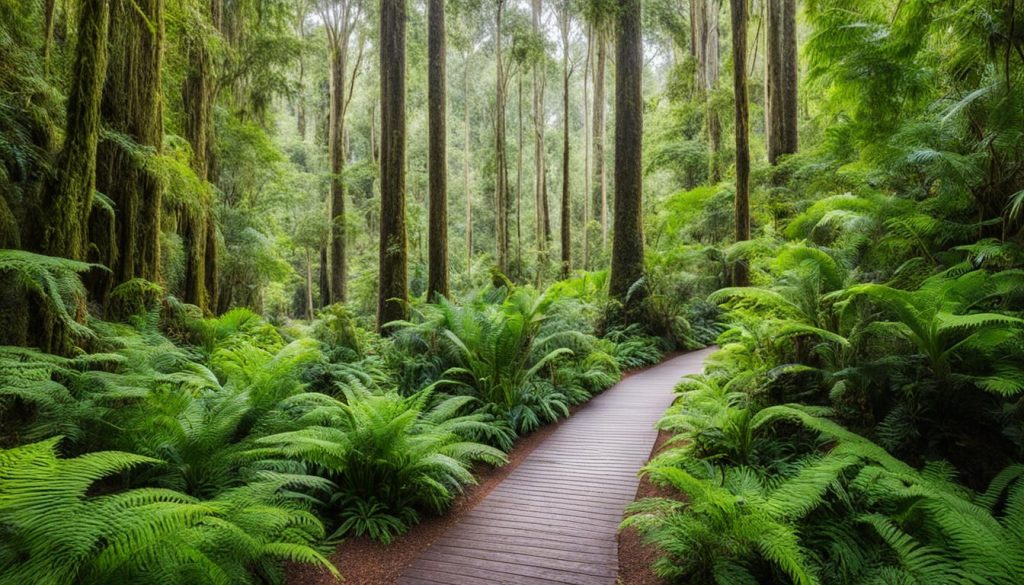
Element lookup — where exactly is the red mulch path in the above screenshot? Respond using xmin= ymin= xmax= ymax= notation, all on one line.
xmin=616 ymin=427 xmax=676 ymax=585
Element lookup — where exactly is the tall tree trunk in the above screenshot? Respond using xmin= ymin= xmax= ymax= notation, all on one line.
xmin=328 ymin=43 xmax=347 ymax=303
xmin=559 ymin=3 xmax=571 ymax=279
xmin=494 ymin=0 xmax=509 ymax=276
xmin=427 ymin=0 xmax=448 ymax=298
xmin=378 ymin=0 xmax=408 ymax=329
xmin=41 ymin=0 xmax=110 ymax=262
xmin=532 ymin=0 xmax=547 ymax=284
xmin=93 ymin=0 xmax=165 ymax=302
xmin=182 ymin=9 xmax=215 ymax=313
xmin=609 ymin=0 xmax=644 ymax=305
xmin=706 ymin=2 xmax=722 ymax=181
xmin=43 ymin=0 xmax=57 ymax=70
xmin=766 ymin=0 xmax=797 ymax=164
xmin=730 ymin=0 xmax=751 ymax=285
xmin=464 ymin=52 xmax=473 ymax=279
xmin=781 ymin=0 xmax=798 ymax=156
xmin=319 ymin=246 xmax=329 ymax=307
xmin=583 ymin=23 xmax=592 ymax=270
xmin=517 ymin=69 xmax=524 ymax=275
xmin=304 ymin=249 xmax=314 ymax=319
xmin=592 ymin=27 xmax=608 ymax=249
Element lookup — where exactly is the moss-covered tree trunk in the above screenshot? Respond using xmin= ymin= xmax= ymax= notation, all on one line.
xmin=92 ymin=0 xmax=165 ymax=304
xmin=378 ymin=0 xmax=408 ymax=330
xmin=609 ymin=0 xmax=645 ymax=306
xmin=181 ymin=10 xmax=215 ymax=313
xmin=731 ymin=0 xmax=751 ymax=285
xmin=41 ymin=0 xmax=110 ymax=262
xmin=532 ymin=0 xmax=547 ymax=284
xmin=427 ymin=0 xmax=448 ymax=299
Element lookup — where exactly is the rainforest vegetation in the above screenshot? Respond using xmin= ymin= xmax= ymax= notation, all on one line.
xmin=1 ymin=0 xmax=1023 ymax=583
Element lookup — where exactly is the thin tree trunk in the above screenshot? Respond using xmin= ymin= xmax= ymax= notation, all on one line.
xmin=559 ymin=3 xmax=571 ymax=279
xmin=494 ymin=0 xmax=509 ymax=275
xmin=319 ymin=246 xmax=329 ymax=307
xmin=328 ymin=44 xmax=347 ymax=303
xmin=378 ymin=0 xmax=408 ymax=329
xmin=427 ymin=0 xmax=448 ymax=298
xmin=706 ymin=1 xmax=722 ymax=181
xmin=609 ymin=0 xmax=644 ymax=305
xmin=782 ymin=0 xmax=799 ymax=155
xmin=304 ymin=249 xmax=314 ymax=319
xmin=464 ymin=52 xmax=473 ymax=279
xmin=517 ymin=69 xmax=524 ymax=275
xmin=730 ymin=0 xmax=751 ymax=285
xmin=592 ymin=28 xmax=608 ymax=248
xmin=583 ymin=23 xmax=592 ymax=270
xmin=532 ymin=0 xmax=546 ymax=284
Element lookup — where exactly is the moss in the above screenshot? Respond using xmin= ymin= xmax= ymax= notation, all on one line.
xmin=108 ymin=278 xmax=163 ymax=322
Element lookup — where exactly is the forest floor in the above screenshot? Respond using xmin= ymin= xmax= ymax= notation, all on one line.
xmin=288 ymin=353 xmax=697 ymax=585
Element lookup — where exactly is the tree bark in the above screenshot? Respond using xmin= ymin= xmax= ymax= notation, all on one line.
xmin=592 ymin=27 xmax=608 ymax=248
xmin=41 ymin=0 xmax=110 ymax=262
xmin=427 ymin=0 xmax=448 ymax=298
xmin=730 ymin=0 xmax=751 ymax=285
xmin=494 ymin=0 xmax=509 ymax=276
xmin=609 ymin=0 xmax=644 ymax=305
xmin=583 ymin=23 xmax=592 ymax=270
xmin=532 ymin=0 xmax=547 ymax=284
xmin=93 ymin=0 xmax=165 ymax=299
xmin=378 ymin=0 xmax=408 ymax=329
xmin=766 ymin=0 xmax=797 ymax=164
xmin=464 ymin=52 xmax=473 ymax=279
xmin=328 ymin=44 xmax=347 ymax=303
xmin=559 ymin=3 xmax=571 ymax=279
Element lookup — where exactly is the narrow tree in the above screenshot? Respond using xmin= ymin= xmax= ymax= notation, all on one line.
xmin=378 ymin=0 xmax=408 ymax=329
xmin=592 ymin=24 xmax=608 ymax=248
xmin=532 ymin=0 xmax=548 ymax=282
xmin=730 ymin=0 xmax=751 ymax=285
xmin=41 ymin=0 xmax=110 ymax=262
xmin=765 ymin=0 xmax=798 ymax=164
xmin=427 ymin=0 xmax=448 ymax=298
xmin=494 ymin=0 xmax=510 ymax=275
xmin=319 ymin=0 xmax=362 ymax=304
xmin=463 ymin=50 xmax=473 ymax=279
xmin=609 ymin=0 xmax=644 ymax=304
xmin=582 ymin=22 xmax=592 ymax=269
xmin=692 ymin=0 xmax=722 ymax=180
xmin=559 ymin=1 xmax=572 ymax=279
xmin=93 ymin=0 xmax=165 ymax=301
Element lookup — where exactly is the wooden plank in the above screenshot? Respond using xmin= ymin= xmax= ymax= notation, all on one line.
xmin=397 ymin=348 xmax=715 ymax=584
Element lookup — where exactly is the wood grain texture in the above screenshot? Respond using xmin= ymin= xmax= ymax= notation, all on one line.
xmin=397 ymin=348 xmax=714 ymax=585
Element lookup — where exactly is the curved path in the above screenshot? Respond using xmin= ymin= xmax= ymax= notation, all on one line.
xmin=396 ymin=348 xmax=715 ymax=585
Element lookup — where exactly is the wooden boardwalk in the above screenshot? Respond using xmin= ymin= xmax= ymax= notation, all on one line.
xmin=396 ymin=348 xmax=714 ymax=585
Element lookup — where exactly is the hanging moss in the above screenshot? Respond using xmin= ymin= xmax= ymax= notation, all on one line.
xmin=91 ymin=0 xmax=165 ymax=304
xmin=108 ymin=278 xmax=163 ymax=322
xmin=40 ymin=0 xmax=110 ymax=261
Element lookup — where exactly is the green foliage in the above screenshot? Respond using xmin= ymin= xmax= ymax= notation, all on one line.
xmin=252 ymin=387 xmax=507 ymax=542
xmin=0 ymin=438 xmax=336 ymax=585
